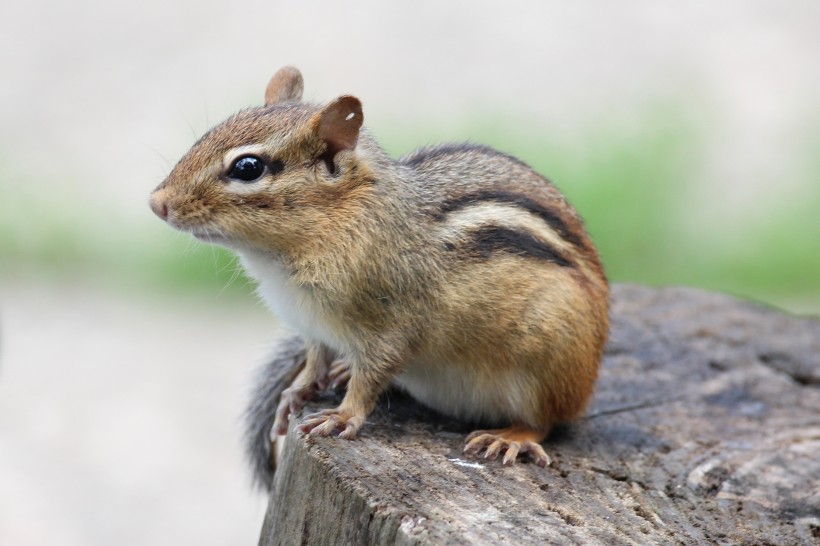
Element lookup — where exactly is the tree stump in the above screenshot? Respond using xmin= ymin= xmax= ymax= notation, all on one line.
xmin=256 ymin=284 xmax=820 ymax=545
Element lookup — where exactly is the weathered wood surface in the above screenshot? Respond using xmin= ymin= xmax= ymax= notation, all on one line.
xmin=257 ymin=284 xmax=820 ymax=545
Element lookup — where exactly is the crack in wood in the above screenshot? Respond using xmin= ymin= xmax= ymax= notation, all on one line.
xmin=757 ymin=351 xmax=819 ymax=387
xmin=585 ymin=396 xmax=686 ymax=419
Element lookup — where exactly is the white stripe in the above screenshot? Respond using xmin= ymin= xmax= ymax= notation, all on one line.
xmin=441 ymin=202 xmax=572 ymax=253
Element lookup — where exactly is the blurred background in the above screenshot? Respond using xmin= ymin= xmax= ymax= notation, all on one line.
xmin=1 ymin=1 xmax=818 ymax=544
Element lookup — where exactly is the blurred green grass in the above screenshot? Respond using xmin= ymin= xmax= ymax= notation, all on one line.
xmin=1 ymin=107 xmax=818 ymax=313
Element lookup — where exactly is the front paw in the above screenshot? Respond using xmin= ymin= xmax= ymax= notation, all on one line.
xmin=272 ymin=385 xmax=314 ymax=436
xmin=298 ymin=407 xmax=366 ymax=439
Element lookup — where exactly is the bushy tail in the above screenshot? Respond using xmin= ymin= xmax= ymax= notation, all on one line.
xmin=244 ymin=334 xmax=307 ymax=491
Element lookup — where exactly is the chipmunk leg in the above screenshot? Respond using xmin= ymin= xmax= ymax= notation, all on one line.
xmin=298 ymin=372 xmax=378 ymax=439
xmin=272 ymin=343 xmax=334 ymax=435
xmin=463 ymin=424 xmax=551 ymax=467
xmin=327 ymin=359 xmax=351 ymax=391
xmin=300 ymin=350 xmax=402 ymax=440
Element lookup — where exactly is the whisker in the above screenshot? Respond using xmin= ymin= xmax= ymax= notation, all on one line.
xmin=218 ymin=261 xmax=245 ymax=297
xmin=180 ymin=110 xmax=201 ymax=142
xmin=141 ymin=142 xmax=174 ymax=174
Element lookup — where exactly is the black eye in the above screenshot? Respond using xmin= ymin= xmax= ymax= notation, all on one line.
xmin=228 ymin=155 xmax=266 ymax=182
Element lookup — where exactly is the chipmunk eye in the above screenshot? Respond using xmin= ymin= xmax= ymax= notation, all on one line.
xmin=228 ymin=155 xmax=266 ymax=182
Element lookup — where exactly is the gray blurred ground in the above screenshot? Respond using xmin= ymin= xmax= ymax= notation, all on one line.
xmin=1 ymin=1 xmax=818 ymax=545
xmin=0 ymin=280 xmax=278 ymax=545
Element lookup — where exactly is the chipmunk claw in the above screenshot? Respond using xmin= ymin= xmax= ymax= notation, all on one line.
xmin=272 ymin=390 xmax=298 ymax=436
xmin=299 ymin=408 xmax=365 ymax=439
xmin=464 ymin=426 xmax=551 ymax=468
xmin=272 ymin=384 xmax=319 ymax=435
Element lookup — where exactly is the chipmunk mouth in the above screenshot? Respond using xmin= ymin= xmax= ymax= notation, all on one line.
xmin=190 ymin=229 xmax=229 ymax=245
xmin=166 ymin=218 xmax=227 ymax=245
xmin=162 ymin=215 xmax=228 ymax=245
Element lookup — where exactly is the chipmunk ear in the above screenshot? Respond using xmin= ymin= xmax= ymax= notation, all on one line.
xmin=312 ymin=95 xmax=363 ymax=174
xmin=264 ymin=66 xmax=304 ymax=105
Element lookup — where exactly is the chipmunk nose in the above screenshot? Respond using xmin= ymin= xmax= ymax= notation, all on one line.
xmin=149 ymin=190 xmax=169 ymax=221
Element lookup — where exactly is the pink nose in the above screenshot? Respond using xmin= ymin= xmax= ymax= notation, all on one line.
xmin=150 ymin=192 xmax=169 ymax=221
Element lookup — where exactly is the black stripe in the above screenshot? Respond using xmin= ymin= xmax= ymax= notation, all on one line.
xmin=439 ymin=190 xmax=587 ymax=251
xmin=459 ymin=225 xmax=572 ymax=267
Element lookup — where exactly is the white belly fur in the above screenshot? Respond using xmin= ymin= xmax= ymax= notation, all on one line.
xmin=239 ymin=252 xmax=349 ymax=352
xmin=394 ymin=359 xmax=531 ymax=426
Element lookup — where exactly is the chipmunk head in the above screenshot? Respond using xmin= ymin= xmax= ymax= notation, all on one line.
xmin=149 ymin=66 xmax=368 ymax=254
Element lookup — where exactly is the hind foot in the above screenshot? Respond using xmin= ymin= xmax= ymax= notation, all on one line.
xmin=464 ymin=424 xmax=551 ymax=467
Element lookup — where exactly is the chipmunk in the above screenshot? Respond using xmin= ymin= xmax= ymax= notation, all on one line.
xmin=150 ymin=66 xmax=609 ymax=486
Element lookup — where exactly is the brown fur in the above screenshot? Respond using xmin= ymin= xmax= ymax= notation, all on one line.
xmin=150 ymin=67 xmax=610 ymax=465
xmin=264 ymin=66 xmax=304 ymax=106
